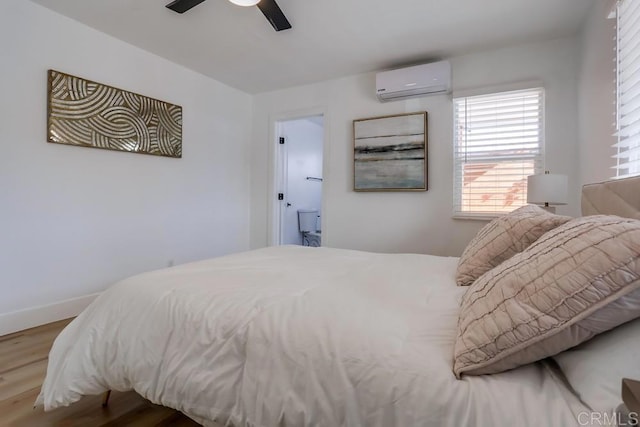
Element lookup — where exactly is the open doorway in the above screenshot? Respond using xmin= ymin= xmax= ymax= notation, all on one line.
xmin=275 ymin=115 xmax=324 ymax=246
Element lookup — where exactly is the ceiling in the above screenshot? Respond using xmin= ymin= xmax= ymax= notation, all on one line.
xmin=31 ymin=0 xmax=595 ymax=94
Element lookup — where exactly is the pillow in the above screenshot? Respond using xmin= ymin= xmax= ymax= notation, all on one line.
xmin=453 ymin=215 xmax=640 ymax=378
xmin=553 ymin=318 xmax=640 ymax=413
xmin=455 ymin=205 xmax=570 ymax=286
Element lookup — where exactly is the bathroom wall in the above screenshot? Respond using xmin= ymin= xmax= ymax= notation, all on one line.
xmin=280 ymin=117 xmax=324 ymax=245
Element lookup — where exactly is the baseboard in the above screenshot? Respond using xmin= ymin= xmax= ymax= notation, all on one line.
xmin=0 ymin=293 xmax=100 ymax=337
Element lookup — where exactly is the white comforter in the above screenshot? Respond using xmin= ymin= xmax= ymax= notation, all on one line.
xmin=37 ymin=246 xmax=586 ymax=426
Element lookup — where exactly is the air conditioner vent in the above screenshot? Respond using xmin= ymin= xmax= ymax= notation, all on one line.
xmin=376 ymin=61 xmax=451 ymax=102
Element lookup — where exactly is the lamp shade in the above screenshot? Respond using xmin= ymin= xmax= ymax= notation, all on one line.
xmin=228 ymin=0 xmax=260 ymax=5
xmin=527 ymin=173 xmax=568 ymax=205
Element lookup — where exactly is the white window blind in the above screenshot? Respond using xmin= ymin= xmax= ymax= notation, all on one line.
xmin=615 ymin=0 xmax=640 ymax=178
xmin=453 ymin=88 xmax=544 ymax=218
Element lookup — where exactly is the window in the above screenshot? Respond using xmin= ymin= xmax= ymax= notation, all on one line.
xmin=615 ymin=0 xmax=640 ymax=178
xmin=453 ymin=88 xmax=544 ymax=218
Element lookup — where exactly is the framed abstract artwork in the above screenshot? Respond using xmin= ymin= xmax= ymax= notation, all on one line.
xmin=47 ymin=69 xmax=183 ymax=158
xmin=353 ymin=112 xmax=428 ymax=191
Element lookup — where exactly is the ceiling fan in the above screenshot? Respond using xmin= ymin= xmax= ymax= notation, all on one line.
xmin=165 ymin=0 xmax=292 ymax=32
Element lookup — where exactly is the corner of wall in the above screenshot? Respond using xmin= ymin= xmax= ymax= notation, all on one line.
xmin=577 ymin=0 xmax=617 ymax=186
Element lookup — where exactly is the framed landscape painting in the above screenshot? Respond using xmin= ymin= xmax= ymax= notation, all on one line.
xmin=353 ymin=112 xmax=428 ymax=191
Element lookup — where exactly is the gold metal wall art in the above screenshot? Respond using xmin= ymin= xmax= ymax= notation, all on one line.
xmin=47 ymin=70 xmax=183 ymax=158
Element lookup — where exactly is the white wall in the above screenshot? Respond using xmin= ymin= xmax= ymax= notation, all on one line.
xmin=0 ymin=1 xmax=252 ymax=323
xmin=280 ymin=118 xmax=323 ymax=245
xmin=250 ymin=37 xmax=581 ymax=256
xmin=578 ymin=0 xmax=617 ymax=185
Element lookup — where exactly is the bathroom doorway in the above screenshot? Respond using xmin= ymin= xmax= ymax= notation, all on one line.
xmin=275 ymin=115 xmax=324 ymax=246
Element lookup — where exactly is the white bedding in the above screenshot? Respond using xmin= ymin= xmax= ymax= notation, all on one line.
xmin=37 ymin=246 xmax=587 ymax=426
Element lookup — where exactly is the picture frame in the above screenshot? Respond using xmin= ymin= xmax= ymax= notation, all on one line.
xmin=353 ymin=112 xmax=428 ymax=191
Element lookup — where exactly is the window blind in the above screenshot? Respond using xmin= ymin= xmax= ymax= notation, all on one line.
xmin=615 ymin=0 xmax=640 ymax=178
xmin=453 ymin=88 xmax=544 ymax=218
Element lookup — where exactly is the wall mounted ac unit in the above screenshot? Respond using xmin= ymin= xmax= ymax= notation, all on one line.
xmin=376 ymin=61 xmax=451 ymax=102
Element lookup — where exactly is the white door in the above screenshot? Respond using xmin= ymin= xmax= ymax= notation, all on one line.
xmin=276 ymin=116 xmax=324 ymax=245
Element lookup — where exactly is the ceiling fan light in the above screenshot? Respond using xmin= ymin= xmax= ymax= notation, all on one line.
xmin=228 ymin=0 xmax=260 ymax=6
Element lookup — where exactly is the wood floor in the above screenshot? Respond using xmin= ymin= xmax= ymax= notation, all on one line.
xmin=0 ymin=318 xmax=201 ymax=426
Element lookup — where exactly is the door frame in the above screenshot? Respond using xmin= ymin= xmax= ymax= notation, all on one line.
xmin=268 ymin=107 xmax=329 ymax=247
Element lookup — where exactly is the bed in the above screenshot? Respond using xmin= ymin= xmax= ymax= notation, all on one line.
xmin=36 ymin=177 xmax=640 ymax=427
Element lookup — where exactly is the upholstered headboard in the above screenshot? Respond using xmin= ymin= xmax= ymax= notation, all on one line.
xmin=582 ymin=176 xmax=640 ymax=219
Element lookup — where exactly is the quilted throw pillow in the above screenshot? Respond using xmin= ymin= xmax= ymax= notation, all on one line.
xmin=455 ymin=205 xmax=571 ymax=286
xmin=453 ymin=215 xmax=640 ymax=378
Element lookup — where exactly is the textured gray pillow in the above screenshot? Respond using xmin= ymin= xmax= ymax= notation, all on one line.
xmin=455 ymin=205 xmax=571 ymax=286
xmin=454 ymin=215 xmax=640 ymax=378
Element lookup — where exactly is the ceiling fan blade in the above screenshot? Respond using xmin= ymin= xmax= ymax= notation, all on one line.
xmin=166 ymin=0 xmax=206 ymax=14
xmin=256 ymin=0 xmax=292 ymax=32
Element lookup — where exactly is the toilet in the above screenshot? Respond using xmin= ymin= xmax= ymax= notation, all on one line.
xmin=298 ymin=210 xmax=321 ymax=247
